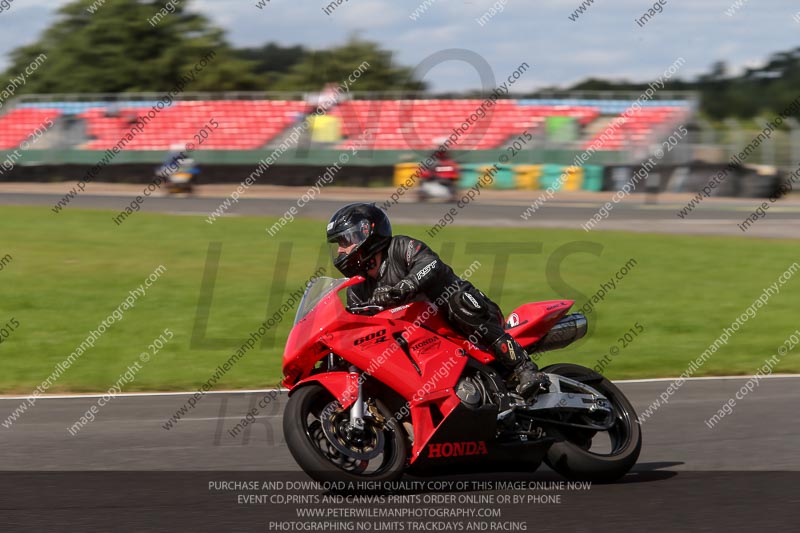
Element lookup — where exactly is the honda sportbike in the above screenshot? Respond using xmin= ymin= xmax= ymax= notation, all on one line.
xmin=282 ymin=276 xmax=641 ymax=482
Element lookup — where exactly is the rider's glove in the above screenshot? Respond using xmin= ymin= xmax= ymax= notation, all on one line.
xmin=370 ymin=286 xmax=395 ymax=307
xmin=370 ymin=279 xmax=415 ymax=307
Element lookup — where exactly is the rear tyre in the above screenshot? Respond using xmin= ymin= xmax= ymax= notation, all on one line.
xmin=283 ymin=384 xmax=408 ymax=483
xmin=447 ymin=183 xmax=459 ymax=203
xmin=542 ymin=363 xmax=641 ymax=482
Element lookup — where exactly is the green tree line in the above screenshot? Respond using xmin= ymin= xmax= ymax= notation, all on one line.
xmin=1 ymin=0 xmax=424 ymax=95
xmin=567 ymin=50 xmax=800 ymax=121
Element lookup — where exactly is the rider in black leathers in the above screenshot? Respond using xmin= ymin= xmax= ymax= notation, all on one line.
xmin=326 ymin=202 xmax=549 ymax=399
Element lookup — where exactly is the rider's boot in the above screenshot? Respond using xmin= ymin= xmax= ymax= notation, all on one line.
xmin=513 ymin=360 xmax=550 ymax=400
xmin=490 ymin=333 xmax=550 ymax=400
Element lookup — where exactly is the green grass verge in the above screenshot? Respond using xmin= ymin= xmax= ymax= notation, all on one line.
xmin=0 ymin=205 xmax=798 ymax=393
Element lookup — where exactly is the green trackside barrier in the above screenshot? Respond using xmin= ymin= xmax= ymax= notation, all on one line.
xmin=467 ymin=164 xmax=513 ymax=189
xmin=486 ymin=164 xmax=514 ymax=189
xmin=542 ymin=163 xmax=565 ymax=176
xmin=458 ymin=164 xmax=482 ymax=188
xmin=583 ymin=165 xmax=604 ymax=191
xmin=539 ymin=164 xmax=566 ymax=191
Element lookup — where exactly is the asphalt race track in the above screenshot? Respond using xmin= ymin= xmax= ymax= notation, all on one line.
xmin=2 ymin=377 xmax=799 ymax=471
xmin=1 ymin=377 xmax=799 ymax=531
xmin=2 ymin=187 xmax=799 ymax=530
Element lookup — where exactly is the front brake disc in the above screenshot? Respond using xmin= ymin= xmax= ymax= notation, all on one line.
xmin=320 ymin=402 xmax=385 ymax=461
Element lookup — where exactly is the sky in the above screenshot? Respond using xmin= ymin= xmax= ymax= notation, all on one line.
xmin=0 ymin=0 xmax=798 ymax=93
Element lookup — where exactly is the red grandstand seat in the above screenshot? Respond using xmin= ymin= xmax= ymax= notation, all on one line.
xmin=76 ymin=100 xmax=308 ymax=150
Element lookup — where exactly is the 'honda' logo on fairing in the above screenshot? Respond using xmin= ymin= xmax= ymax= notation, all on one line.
xmin=427 ymin=440 xmax=489 ymax=458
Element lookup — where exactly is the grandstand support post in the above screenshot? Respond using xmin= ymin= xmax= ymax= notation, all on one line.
xmin=756 ymin=115 xmax=776 ymax=166
xmin=786 ymin=118 xmax=800 ymax=170
xmin=696 ymin=117 xmax=717 ymax=146
xmin=723 ymin=118 xmax=744 ymax=164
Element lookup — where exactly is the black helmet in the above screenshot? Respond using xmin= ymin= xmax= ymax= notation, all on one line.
xmin=326 ymin=203 xmax=392 ymax=277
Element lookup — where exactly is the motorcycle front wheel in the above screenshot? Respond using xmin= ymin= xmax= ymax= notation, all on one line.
xmin=542 ymin=363 xmax=642 ymax=482
xmin=283 ymin=384 xmax=408 ymax=483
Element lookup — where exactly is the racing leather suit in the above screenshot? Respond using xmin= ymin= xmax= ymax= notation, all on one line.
xmin=346 ymin=235 xmax=530 ymax=373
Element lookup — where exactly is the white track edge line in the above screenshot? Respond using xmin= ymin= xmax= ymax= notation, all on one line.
xmin=1 ymin=374 xmax=798 ymax=400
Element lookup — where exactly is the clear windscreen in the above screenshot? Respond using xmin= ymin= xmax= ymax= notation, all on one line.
xmin=293 ymin=276 xmax=349 ymax=325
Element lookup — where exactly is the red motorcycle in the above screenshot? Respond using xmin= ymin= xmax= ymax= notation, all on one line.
xmin=282 ymin=276 xmax=641 ymax=483
xmin=417 ymin=153 xmax=460 ymax=202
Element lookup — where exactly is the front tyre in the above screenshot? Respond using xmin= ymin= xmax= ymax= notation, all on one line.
xmin=283 ymin=384 xmax=408 ymax=483
xmin=542 ymin=363 xmax=641 ymax=482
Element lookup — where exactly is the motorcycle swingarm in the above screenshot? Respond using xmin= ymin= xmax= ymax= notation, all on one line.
xmin=518 ymin=374 xmax=613 ymax=422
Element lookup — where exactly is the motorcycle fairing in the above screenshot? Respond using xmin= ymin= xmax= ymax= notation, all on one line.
xmin=283 ymin=278 xmax=573 ymax=465
xmin=505 ymin=300 xmax=574 ymax=346
xmin=284 ymin=278 xmax=476 ymax=462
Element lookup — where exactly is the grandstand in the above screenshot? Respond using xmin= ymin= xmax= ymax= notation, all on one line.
xmin=15 ymin=91 xmax=782 ymax=196
xmin=1 ymin=93 xmax=692 ymax=153
xmin=330 ymin=99 xmax=597 ymax=150
xmin=0 ymin=108 xmax=62 ymax=149
xmin=9 ymin=99 xmax=309 ymax=150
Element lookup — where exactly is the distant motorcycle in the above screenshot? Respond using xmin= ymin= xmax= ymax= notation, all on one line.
xmin=417 ymin=155 xmax=459 ymax=202
xmin=157 ymin=150 xmax=199 ymax=195
xmin=164 ymin=171 xmax=195 ymax=195
xmin=282 ymin=276 xmax=641 ymax=483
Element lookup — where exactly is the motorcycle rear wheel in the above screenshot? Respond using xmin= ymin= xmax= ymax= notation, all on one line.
xmin=542 ymin=363 xmax=642 ymax=482
xmin=283 ymin=384 xmax=408 ymax=483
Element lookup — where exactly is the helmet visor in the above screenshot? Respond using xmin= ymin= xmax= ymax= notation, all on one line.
xmin=327 ymin=219 xmax=371 ymax=247
xmin=327 ymin=223 xmax=370 ymax=265
xmin=328 ymin=224 xmax=368 ymax=247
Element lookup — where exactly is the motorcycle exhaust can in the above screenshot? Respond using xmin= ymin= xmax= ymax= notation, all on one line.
xmin=528 ymin=313 xmax=587 ymax=353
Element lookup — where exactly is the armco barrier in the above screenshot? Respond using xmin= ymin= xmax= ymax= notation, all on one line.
xmin=0 ymin=162 xmax=395 ymax=187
